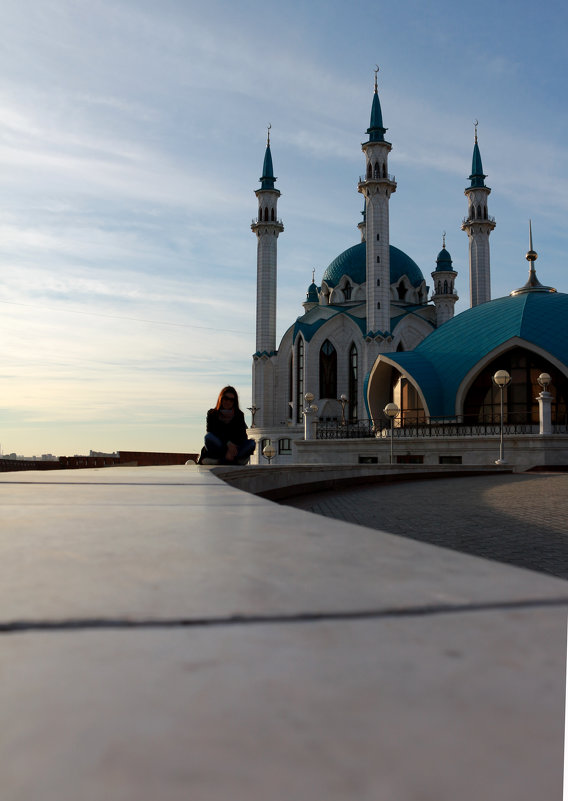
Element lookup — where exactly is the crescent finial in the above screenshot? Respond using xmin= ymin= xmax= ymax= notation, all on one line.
xmin=473 ymin=119 xmax=478 ymax=143
xmin=267 ymin=123 xmax=271 ymax=146
xmin=442 ymin=230 xmax=446 ymax=248
xmin=374 ymin=65 xmax=379 ymax=92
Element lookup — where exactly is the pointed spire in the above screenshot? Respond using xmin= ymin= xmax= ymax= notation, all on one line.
xmin=366 ymin=66 xmax=387 ymax=143
xmin=260 ymin=124 xmax=276 ymax=190
xmin=510 ymin=221 xmax=556 ymax=295
xmin=469 ymin=120 xmax=487 ymax=188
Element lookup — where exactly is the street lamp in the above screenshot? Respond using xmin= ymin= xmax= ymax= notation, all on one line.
xmin=247 ymin=405 xmax=259 ymax=427
xmin=492 ymin=369 xmax=511 ymax=465
xmin=262 ymin=443 xmax=276 ymax=464
xmin=537 ymin=372 xmax=551 ymax=391
xmin=339 ymin=394 xmax=348 ymax=425
xmin=383 ymin=402 xmax=400 ymax=464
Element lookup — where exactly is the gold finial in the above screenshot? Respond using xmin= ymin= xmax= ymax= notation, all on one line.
xmin=442 ymin=230 xmax=446 ymax=248
xmin=267 ymin=123 xmax=271 ymax=146
xmin=526 ymin=219 xmax=537 ymax=264
xmin=474 ymin=119 xmax=478 ymax=144
xmin=374 ymin=65 xmax=379 ymax=92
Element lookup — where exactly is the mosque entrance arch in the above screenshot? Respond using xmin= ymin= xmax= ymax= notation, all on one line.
xmin=462 ymin=346 xmax=568 ymax=424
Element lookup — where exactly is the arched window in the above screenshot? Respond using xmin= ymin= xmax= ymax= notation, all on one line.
xmin=477 ymin=204 xmax=482 ymax=219
xmin=319 ymin=339 xmax=337 ymax=399
xmin=484 ymin=206 xmax=488 ymax=219
xmin=288 ymin=352 xmax=293 ymax=419
xmin=376 ymin=233 xmax=380 ymax=241
xmin=367 ymin=163 xmax=372 ymax=179
xmin=376 ymin=256 xmax=380 ymax=262
xmin=296 ymin=337 xmax=304 ymax=423
xmin=443 ymin=279 xmax=448 ymax=294
xmin=463 ymin=347 xmax=568 ymax=424
xmin=373 ymin=162 xmax=379 ymax=178
xmin=349 ymin=343 xmax=358 ymax=422
xmin=271 ymin=208 xmax=275 ymax=221
xmin=382 ymin=164 xmax=386 ymax=178
xmin=344 ymin=282 xmax=352 ymax=301
xmin=437 ymin=280 xmax=442 ymax=294
xmin=397 ymin=283 xmax=406 ymax=301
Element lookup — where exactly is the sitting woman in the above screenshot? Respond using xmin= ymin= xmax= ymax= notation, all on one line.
xmin=199 ymin=386 xmax=256 ymax=465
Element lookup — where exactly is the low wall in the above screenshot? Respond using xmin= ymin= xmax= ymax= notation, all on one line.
xmin=212 ymin=463 xmax=513 ymax=501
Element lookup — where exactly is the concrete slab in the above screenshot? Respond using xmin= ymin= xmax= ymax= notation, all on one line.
xmin=1 ymin=611 xmax=564 ymax=801
xmin=1 ymin=465 xmax=567 ymax=800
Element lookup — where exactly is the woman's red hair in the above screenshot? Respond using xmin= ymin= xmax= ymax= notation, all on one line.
xmin=215 ymin=385 xmax=240 ymax=411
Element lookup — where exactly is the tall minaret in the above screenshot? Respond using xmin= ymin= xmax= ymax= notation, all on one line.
xmin=251 ymin=127 xmax=284 ymax=427
xmin=461 ymin=123 xmax=495 ymax=307
xmin=358 ymin=68 xmax=397 ymax=338
xmin=252 ymin=126 xmax=283 ymax=354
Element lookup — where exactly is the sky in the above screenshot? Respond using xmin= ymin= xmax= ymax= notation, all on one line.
xmin=1 ymin=0 xmax=567 ymax=456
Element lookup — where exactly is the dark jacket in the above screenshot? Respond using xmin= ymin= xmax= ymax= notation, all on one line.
xmin=206 ymin=408 xmax=248 ymax=446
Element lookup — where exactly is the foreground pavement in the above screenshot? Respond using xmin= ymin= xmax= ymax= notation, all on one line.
xmin=1 ymin=465 xmax=567 ymax=800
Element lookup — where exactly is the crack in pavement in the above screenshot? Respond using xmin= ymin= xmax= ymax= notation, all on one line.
xmin=2 ymin=596 xmax=568 ymax=634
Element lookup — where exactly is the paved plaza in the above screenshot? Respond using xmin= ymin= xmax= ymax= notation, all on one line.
xmin=284 ymin=472 xmax=568 ymax=579
xmin=1 ymin=465 xmax=567 ymax=801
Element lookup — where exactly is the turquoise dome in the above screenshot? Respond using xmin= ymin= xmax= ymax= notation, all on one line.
xmin=384 ymin=291 xmax=568 ymax=417
xmin=306 ymin=282 xmax=319 ymax=302
xmin=322 ymin=242 xmax=425 ymax=288
xmin=434 ymin=247 xmax=453 ymax=272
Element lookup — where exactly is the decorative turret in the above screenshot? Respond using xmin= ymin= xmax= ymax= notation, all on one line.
xmin=251 ymin=126 xmax=284 ymax=428
xmin=461 ymin=122 xmax=496 ymax=307
xmin=431 ymin=233 xmax=458 ymax=325
xmin=303 ymin=269 xmax=319 ymax=311
xmin=357 ymin=67 xmax=397 ymax=340
xmin=510 ymin=221 xmax=556 ymax=296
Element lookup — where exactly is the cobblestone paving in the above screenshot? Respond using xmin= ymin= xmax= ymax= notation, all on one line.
xmin=283 ymin=473 xmax=568 ymax=580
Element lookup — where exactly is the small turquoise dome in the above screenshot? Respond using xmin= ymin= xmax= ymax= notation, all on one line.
xmin=322 ymin=242 xmax=425 ymax=289
xmin=306 ymin=282 xmax=319 ymax=303
xmin=434 ymin=247 xmax=453 ymax=272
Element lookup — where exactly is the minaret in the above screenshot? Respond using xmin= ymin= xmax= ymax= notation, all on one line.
xmin=251 ymin=127 xmax=284 ymax=428
xmin=358 ymin=68 xmax=397 ymax=338
xmin=461 ymin=123 xmax=495 ymax=307
xmin=251 ymin=126 xmax=284 ymax=354
xmin=431 ymin=233 xmax=458 ymax=325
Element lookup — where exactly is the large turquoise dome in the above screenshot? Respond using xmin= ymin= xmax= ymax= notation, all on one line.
xmin=321 ymin=242 xmax=425 ymax=288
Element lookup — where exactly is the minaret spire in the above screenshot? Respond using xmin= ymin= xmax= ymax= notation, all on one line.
xmin=510 ymin=221 xmax=556 ymax=295
xmin=358 ymin=68 xmax=396 ymax=347
xmin=461 ymin=123 xmax=495 ymax=306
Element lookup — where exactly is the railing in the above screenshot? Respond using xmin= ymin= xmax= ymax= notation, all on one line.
xmin=316 ymin=415 xmax=544 ymax=440
xmin=461 ymin=215 xmax=496 ymax=225
xmin=251 ymin=218 xmax=284 ymax=226
xmin=358 ymin=174 xmax=396 ymax=184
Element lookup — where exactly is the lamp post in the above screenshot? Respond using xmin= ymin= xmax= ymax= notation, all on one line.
xmin=262 ymin=443 xmax=276 ymax=464
xmin=537 ymin=372 xmax=553 ymax=436
xmin=339 ymin=394 xmax=348 ymax=426
xmin=247 ymin=405 xmax=259 ymax=428
xmin=303 ymin=392 xmax=318 ymax=440
xmin=492 ymin=369 xmax=511 ymax=465
xmin=383 ymin=402 xmax=400 ymax=464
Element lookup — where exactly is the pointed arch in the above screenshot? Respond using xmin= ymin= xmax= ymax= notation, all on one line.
xmin=271 ymin=208 xmax=275 ymax=221
xmin=382 ymin=163 xmax=386 ymax=178
xmin=296 ymin=336 xmax=304 ymax=423
xmin=348 ymin=342 xmax=358 ymax=422
xmin=367 ymin=163 xmax=372 ymax=179
xmin=264 ymin=207 xmax=269 ymax=221
xmin=373 ymin=162 xmax=379 ymax=179
xmin=319 ymin=339 xmax=337 ymax=399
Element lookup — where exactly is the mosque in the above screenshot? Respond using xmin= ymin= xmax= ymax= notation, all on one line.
xmin=249 ymin=72 xmax=568 ymax=466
